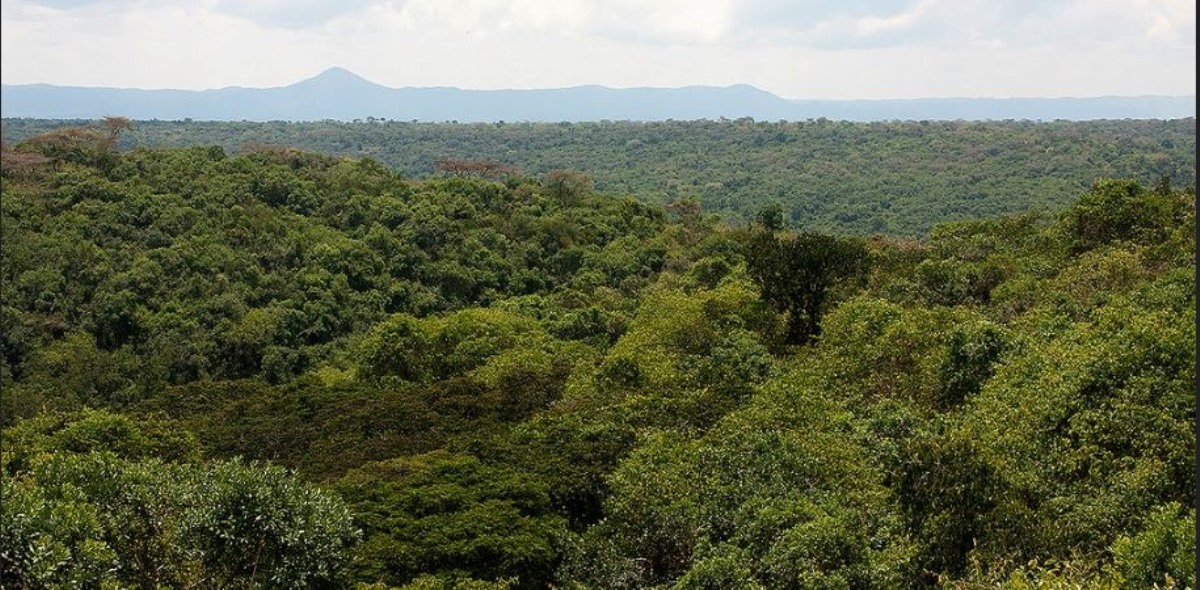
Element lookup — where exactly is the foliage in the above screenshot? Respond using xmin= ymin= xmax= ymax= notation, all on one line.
xmin=0 ymin=130 xmax=1193 ymax=589
xmin=336 ymin=451 xmax=566 ymax=589
xmin=1112 ymin=503 xmax=1195 ymax=590
xmin=5 ymin=117 xmax=1193 ymax=235
xmin=746 ymin=228 xmax=868 ymax=344
xmin=0 ymin=450 xmax=358 ymax=588
xmin=1 ymin=408 xmax=201 ymax=473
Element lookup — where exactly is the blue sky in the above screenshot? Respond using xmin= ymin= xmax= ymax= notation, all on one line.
xmin=1 ymin=0 xmax=1194 ymax=98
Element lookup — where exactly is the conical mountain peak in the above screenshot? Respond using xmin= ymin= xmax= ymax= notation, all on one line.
xmin=294 ymin=67 xmax=382 ymax=89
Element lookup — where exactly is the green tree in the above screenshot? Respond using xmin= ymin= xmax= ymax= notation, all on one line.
xmin=746 ymin=230 xmax=868 ymax=344
xmin=1 ymin=451 xmax=358 ymax=588
xmin=337 ymin=451 xmax=566 ymax=588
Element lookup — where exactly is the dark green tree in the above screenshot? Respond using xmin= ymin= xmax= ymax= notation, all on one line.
xmin=746 ymin=230 xmax=868 ymax=344
xmin=755 ymin=202 xmax=786 ymax=231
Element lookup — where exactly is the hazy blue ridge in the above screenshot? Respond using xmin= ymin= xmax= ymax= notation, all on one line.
xmin=3 ymin=67 xmax=1194 ymax=122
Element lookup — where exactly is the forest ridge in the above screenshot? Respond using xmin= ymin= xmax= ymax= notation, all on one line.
xmin=3 ymin=117 xmax=1195 ymax=236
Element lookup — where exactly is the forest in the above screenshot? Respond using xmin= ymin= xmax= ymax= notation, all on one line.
xmin=2 ymin=117 xmax=1194 ymax=236
xmin=0 ymin=120 xmax=1195 ymax=589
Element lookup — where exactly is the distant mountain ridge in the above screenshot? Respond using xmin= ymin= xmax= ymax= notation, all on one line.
xmin=2 ymin=67 xmax=1194 ymax=122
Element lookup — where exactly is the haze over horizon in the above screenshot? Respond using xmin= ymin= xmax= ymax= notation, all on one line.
xmin=5 ymin=65 xmax=1197 ymax=100
xmin=4 ymin=65 xmax=1193 ymax=121
xmin=1 ymin=0 xmax=1194 ymax=100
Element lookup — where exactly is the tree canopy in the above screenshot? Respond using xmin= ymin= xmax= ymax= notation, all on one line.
xmin=0 ymin=125 xmax=1193 ymax=588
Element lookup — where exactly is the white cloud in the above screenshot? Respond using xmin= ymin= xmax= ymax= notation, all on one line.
xmin=211 ymin=0 xmax=382 ymax=29
xmin=1137 ymin=0 xmax=1195 ymax=41
xmin=1 ymin=0 xmax=1194 ymax=98
xmin=854 ymin=0 xmax=940 ymax=37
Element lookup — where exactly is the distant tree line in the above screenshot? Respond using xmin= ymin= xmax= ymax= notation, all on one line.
xmin=2 ymin=117 xmax=1194 ymax=235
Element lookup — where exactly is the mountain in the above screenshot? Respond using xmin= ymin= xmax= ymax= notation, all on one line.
xmin=2 ymin=68 xmax=1194 ymax=122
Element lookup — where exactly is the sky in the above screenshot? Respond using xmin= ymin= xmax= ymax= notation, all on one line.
xmin=1 ymin=0 xmax=1195 ymax=99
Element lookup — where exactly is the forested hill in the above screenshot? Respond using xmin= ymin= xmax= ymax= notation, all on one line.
xmin=4 ymin=117 xmax=1194 ymax=235
xmin=1 ymin=127 xmax=1194 ymax=588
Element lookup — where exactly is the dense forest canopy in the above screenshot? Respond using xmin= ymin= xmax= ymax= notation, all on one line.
xmin=0 ymin=122 xmax=1195 ymax=588
xmin=2 ymin=117 xmax=1194 ymax=236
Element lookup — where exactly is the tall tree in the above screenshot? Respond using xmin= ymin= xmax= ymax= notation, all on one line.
xmin=746 ymin=229 xmax=867 ymax=344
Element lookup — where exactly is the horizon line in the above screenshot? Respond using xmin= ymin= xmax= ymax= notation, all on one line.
xmin=2 ymin=67 xmax=1197 ymax=102
xmin=2 ymin=82 xmax=1196 ymax=103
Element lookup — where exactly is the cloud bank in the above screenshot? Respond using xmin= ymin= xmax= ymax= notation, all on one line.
xmin=2 ymin=0 xmax=1194 ymax=98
